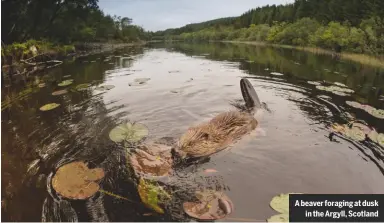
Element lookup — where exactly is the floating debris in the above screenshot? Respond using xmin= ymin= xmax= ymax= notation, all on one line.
xmin=40 ymin=103 xmax=60 ymax=111
xmin=52 ymin=161 xmax=105 ymax=200
xmin=58 ymin=79 xmax=74 ymax=87
xmin=109 ymin=122 xmax=149 ymax=143
xmin=183 ymin=190 xmax=233 ymax=220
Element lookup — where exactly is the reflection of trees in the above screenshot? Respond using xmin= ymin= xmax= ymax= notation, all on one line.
xmin=1 ymin=47 xmax=146 ymax=222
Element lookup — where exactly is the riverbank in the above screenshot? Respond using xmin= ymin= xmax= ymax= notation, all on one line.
xmin=1 ymin=41 xmax=146 ymax=87
xmin=224 ymin=41 xmax=384 ymax=69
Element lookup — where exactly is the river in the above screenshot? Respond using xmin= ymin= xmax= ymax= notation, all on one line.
xmin=2 ymin=42 xmax=384 ymax=222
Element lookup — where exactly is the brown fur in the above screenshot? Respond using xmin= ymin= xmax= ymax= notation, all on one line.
xmin=177 ymin=111 xmax=257 ymax=158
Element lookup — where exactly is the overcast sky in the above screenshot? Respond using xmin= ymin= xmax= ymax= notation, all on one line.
xmin=98 ymin=0 xmax=294 ymax=31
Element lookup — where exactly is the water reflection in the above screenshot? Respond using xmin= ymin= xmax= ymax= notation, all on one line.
xmin=2 ymin=42 xmax=384 ymax=222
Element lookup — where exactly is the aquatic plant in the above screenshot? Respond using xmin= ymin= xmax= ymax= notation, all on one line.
xmin=271 ymin=72 xmax=284 ymax=76
xmin=109 ymin=122 xmax=149 ymax=144
xmin=137 ymin=178 xmax=171 ymax=214
xmin=52 ymin=90 xmax=68 ymax=96
xmin=183 ymin=190 xmax=233 ymax=220
xmin=345 ymin=101 xmax=384 ymax=119
xmin=40 ymin=103 xmax=60 ymax=111
xmin=315 ymin=85 xmax=354 ymax=96
xmin=267 ymin=193 xmax=302 ymax=222
xmin=75 ymin=83 xmax=90 ymax=91
xmin=307 ymin=81 xmax=321 ymax=86
xmin=58 ymin=79 xmax=74 ymax=87
xmin=51 ymin=161 xmax=105 ymax=200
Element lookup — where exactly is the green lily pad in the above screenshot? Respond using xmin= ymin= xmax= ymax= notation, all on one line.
xmin=368 ymin=130 xmax=379 ymax=143
xmin=316 ymin=86 xmax=327 ymax=91
xmin=58 ymin=79 xmax=74 ymax=87
xmin=109 ymin=122 xmax=149 ymax=143
xmin=38 ymin=83 xmax=46 ymax=88
xmin=307 ymin=81 xmax=321 ymax=86
xmin=344 ymin=127 xmax=366 ymax=141
xmin=346 ymin=101 xmax=362 ymax=109
xmin=371 ymin=109 xmax=384 ymax=119
xmin=334 ymin=82 xmax=347 ymax=87
xmin=40 ymin=103 xmax=60 ymax=111
xmin=271 ymin=72 xmax=284 ymax=76
xmin=52 ymin=89 xmax=68 ymax=96
xmin=267 ymin=214 xmax=289 ymax=222
xmin=63 ymin=75 xmax=71 ymax=78
xmin=75 ymin=83 xmax=90 ymax=91
xmin=95 ymin=85 xmax=115 ymax=91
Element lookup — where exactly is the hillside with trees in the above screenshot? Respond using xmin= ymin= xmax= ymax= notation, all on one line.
xmin=154 ymin=0 xmax=384 ymax=55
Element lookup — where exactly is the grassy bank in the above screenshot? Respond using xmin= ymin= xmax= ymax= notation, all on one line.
xmin=224 ymin=40 xmax=384 ymax=69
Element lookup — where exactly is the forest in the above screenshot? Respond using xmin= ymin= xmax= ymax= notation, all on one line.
xmin=154 ymin=0 xmax=384 ymax=55
xmin=1 ymin=0 xmax=151 ymax=62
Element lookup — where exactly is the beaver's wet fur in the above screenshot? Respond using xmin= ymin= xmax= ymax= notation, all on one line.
xmin=175 ymin=110 xmax=257 ymax=159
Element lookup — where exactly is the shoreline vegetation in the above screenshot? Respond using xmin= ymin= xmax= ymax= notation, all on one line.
xmin=153 ymin=0 xmax=384 ymax=68
xmin=1 ymin=0 xmax=152 ymax=86
xmin=223 ymin=41 xmax=384 ymax=68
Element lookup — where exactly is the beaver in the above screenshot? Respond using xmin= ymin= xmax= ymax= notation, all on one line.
xmin=173 ymin=78 xmax=263 ymax=160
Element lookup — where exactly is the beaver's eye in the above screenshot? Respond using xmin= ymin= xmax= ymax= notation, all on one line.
xmin=201 ymin=133 xmax=209 ymax=140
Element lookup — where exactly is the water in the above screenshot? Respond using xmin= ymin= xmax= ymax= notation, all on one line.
xmin=2 ymin=42 xmax=384 ymax=222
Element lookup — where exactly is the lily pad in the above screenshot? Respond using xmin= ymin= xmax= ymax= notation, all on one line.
xmin=344 ymin=127 xmax=366 ymax=141
xmin=63 ymin=75 xmax=71 ymax=78
xmin=271 ymin=72 xmax=284 ymax=76
xmin=109 ymin=122 xmax=149 ymax=143
xmin=368 ymin=130 xmax=379 ymax=143
xmin=75 ymin=83 xmax=90 ymax=91
xmin=52 ymin=89 xmax=68 ymax=96
xmin=58 ymin=79 xmax=74 ymax=87
xmin=51 ymin=161 xmax=105 ymax=200
xmin=346 ymin=101 xmax=362 ymax=109
xmin=270 ymin=193 xmax=302 ymax=214
xmin=316 ymin=86 xmax=327 ymax=91
xmin=371 ymin=109 xmax=384 ymax=119
xmin=38 ymin=83 xmax=46 ymax=88
xmin=138 ymin=178 xmax=170 ymax=214
xmin=183 ymin=190 xmax=234 ymax=220
xmin=40 ymin=103 xmax=60 ymax=111
xmin=130 ymin=143 xmax=173 ymax=177
xmin=95 ymin=85 xmax=115 ymax=91
xmin=378 ymin=134 xmax=384 ymax=147
xmin=333 ymin=82 xmax=347 ymax=87
xmin=307 ymin=81 xmax=321 ymax=86
xmin=134 ymin=78 xmax=151 ymax=83
xmin=267 ymin=214 xmax=289 ymax=222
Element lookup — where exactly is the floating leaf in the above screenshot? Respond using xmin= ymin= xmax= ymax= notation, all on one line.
xmin=52 ymin=89 xmax=68 ymax=96
xmin=267 ymin=214 xmax=289 ymax=222
xmin=378 ymin=134 xmax=384 ymax=147
xmin=63 ymin=75 xmax=71 ymax=78
xmin=40 ymin=103 xmax=60 ymax=111
xmin=95 ymin=85 xmax=115 ymax=91
xmin=38 ymin=83 xmax=46 ymax=88
xmin=333 ymin=82 xmax=347 ymax=87
xmin=204 ymin=169 xmax=218 ymax=173
xmin=368 ymin=130 xmax=379 ymax=143
xmin=138 ymin=178 xmax=170 ymax=214
xmin=109 ymin=122 xmax=149 ymax=143
xmin=316 ymin=86 xmax=327 ymax=91
xmin=346 ymin=101 xmax=362 ymax=109
xmin=75 ymin=83 xmax=90 ymax=91
xmin=271 ymin=72 xmax=284 ymax=76
xmin=130 ymin=143 xmax=173 ymax=177
xmin=344 ymin=127 xmax=366 ymax=142
xmin=51 ymin=161 xmax=105 ymax=200
xmin=134 ymin=78 xmax=151 ymax=83
xmin=58 ymin=79 xmax=73 ymax=87
xmin=270 ymin=193 xmax=302 ymax=214
xmin=183 ymin=190 xmax=233 ymax=220
xmin=307 ymin=81 xmax=321 ymax=86
xmin=371 ymin=109 xmax=384 ymax=119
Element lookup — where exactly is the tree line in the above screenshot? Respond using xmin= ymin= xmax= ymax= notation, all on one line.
xmin=154 ymin=0 xmax=384 ymax=55
xmin=1 ymin=0 xmax=151 ymax=45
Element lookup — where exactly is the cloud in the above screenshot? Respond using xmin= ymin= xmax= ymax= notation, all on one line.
xmin=98 ymin=0 xmax=294 ymax=31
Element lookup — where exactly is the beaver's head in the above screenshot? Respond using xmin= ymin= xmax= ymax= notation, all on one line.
xmin=240 ymin=78 xmax=261 ymax=111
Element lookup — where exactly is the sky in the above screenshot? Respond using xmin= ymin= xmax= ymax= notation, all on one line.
xmin=98 ymin=0 xmax=294 ymax=32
